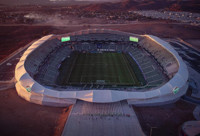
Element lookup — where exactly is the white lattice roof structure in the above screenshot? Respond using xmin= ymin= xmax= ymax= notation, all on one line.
xmin=15 ymin=29 xmax=188 ymax=107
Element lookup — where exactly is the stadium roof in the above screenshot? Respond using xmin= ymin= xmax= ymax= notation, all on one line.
xmin=15 ymin=29 xmax=188 ymax=107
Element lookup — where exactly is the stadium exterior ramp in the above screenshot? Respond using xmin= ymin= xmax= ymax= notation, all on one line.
xmin=15 ymin=30 xmax=188 ymax=107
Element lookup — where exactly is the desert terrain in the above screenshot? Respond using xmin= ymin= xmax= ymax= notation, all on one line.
xmin=0 ymin=1 xmax=200 ymax=136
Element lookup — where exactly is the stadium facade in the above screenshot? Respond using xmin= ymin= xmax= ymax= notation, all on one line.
xmin=15 ymin=29 xmax=188 ymax=107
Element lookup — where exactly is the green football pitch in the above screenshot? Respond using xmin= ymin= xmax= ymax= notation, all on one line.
xmin=57 ymin=52 xmax=141 ymax=86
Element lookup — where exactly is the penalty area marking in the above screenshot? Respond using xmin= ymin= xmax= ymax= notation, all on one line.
xmin=121 ymin=54 xmax=136 ymax=85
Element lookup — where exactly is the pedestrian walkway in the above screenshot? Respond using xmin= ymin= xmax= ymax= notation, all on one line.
xmin=62 ymin=100 xmax=145 ymax=136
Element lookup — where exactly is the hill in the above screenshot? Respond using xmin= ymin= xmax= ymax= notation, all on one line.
xmin=81 ymin=0 xmax=200 ymax=13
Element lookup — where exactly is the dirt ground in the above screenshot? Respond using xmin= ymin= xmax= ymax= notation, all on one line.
xmin=0 ymin=19 xmax=199 ymax=136
xmin=185 ymin=39 xmax=200 ymax=51
xmin=133 ymin=100 xmax=197 ymax=136
xmin=0 ymin=88 xmax=71 ymax=136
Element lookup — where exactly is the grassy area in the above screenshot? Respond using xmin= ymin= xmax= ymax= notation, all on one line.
xmin=57 ymin=52 xmax=142 ymax=86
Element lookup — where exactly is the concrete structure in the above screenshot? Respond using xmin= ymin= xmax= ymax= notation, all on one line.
xmin=180 ymin=121 xmax=200 ymax=136
xmin=15 ymin=29 xmax=189 ymax=107
xmin=193 ymin=105 xmax=200 ymax=121
xmin=62 ymin=101 xmax=145 ymax=136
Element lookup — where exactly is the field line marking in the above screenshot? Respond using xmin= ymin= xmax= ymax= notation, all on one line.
xmin=118 ymin=76 xmax=122 ymax=84
xmin=121 ymin=54 xmax=135 ymax=84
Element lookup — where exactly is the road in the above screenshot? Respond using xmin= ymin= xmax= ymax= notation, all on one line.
xmin=0 ymin=40 xmax=35 ymax=90
xmin=0 ymin=21 xmax=192 ymax=27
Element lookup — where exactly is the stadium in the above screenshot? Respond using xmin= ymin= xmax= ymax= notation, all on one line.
xmin=15 ymin=29 xmax=188 ymax=107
